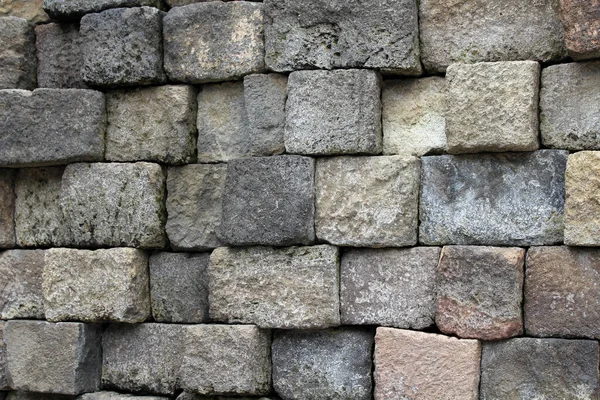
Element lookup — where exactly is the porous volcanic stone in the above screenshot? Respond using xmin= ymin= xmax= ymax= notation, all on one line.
xmin=5 ymin=320 xmax=102 ymax=395
xmin=166 ymin=164 xmax=226 ymax=250
xmin=219 ymin=156 xmax=315 ymax=246
xmin=559 ymin=0 xmax=600 ymax=60
xmin=419 ymin=0 xmax=567 ymax=73
xmin=0 ymin=17 xmax=36 ymax=90
xmin=0 ymin=170 xmax=15 ymax=248
xmin=43 ymin=0 xmax=164 ymax=19
xmin=163 ymin=2 xmax=264 ymax=83
xmin=60 ymin=162 xmax=167 ymax=249
xmin=106 ymin=85 xmax=197 ymax=164
xmin=209 ymin=245 xmax=340 ymax=329
xmin=285 ymin=69 xmax=382 ymax=155
xmin=420 ymin=151 xmax=567 ymax=246
xmin=0 ymin=89 xmax=105 ymax=167
xmin=341 ymin=247 xmax=439 ymax=329
xmin=0 ymin=321 xmax=6 ymax=390
xmin=480 ymin=338 xmax=599 ymax=400
xmin=0 ymin=0 xmax=49 ymax=24
xmin=272 ymin=328 xmax=373 ymax=400
xmin=80 ymin=392 xmax=168 ymax=400
xmin=264 ymin=0 xmax=421 ymax=74
xmin=0 ymin=250 xmax=45 ymax=320
xmin=80 ymin=7 xmax=166 ymax=87
xmin=445 ymin=61 xmax=540 ymax=154
xmin=565 ymin=151 xmax=600 ymax=245
xmin=316 ymin=156 xmax=419 ymax=247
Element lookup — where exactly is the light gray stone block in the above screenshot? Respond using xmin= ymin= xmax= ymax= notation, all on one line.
xmin=0 ymin=170 xmax=15 ymax=249
xmin=0 ymin=321 xmax=6 ymax=390
xmin=0 ymin=17 xmax=36 ymax=90
xmin=80 ymin=392 xmax=168 ymax=400
xmin=0 ymin=250 xmax=45 ymax=320
xmin=43 ymin=0 xmax=164 ymax=19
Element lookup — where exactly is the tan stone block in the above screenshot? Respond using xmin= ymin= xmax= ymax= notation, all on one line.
xmin=565 ymin=151 xmax=600 ymax=245
xmin=0 ymin=0 xmax=49 ymax=24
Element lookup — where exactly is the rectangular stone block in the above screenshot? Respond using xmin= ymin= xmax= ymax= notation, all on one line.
xmin=0 ymin=321 xmax=6 ymax=390
xmin=5 ymin=320 xmax=102 ymax=395
xmin=5 ymin=393 xmax=73 ymax=400
xmin=0 ymin=250 xmax=45 ymax=320
xmin=560 ymin=0 xmax=600 ymax=60
xmin=316 ymin=156 xmax=419 ymax=247
xmin=209 ymin=245 xmax=340 ymax=329
xmin=0 ymin=170 xmax=15 ymax=248
xmin=0 ymin=0 xmax=49 ymax=24
xmin=264 ymin=0 xmax=421 ymax=74
xmin=420 ymin=151 xmax=567 ymax=246
xmin=0 ymin=89 xmax=105 ymax=167
xmin=80 ymin=392 xmax=168 ymax=400
xmin=285 ymin=69 xmax=382 ymax=155
xmin=43 ymin=0 xmax=163 ymax=19
xmin=0 ymin=17 xmax=36 ymax=90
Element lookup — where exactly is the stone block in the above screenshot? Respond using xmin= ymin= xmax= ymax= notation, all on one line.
xmin=0 ymin=321 xmax=6 ymax=390
xmin=60 ymin=162 xmax=167 ymax=249
xmin=209 ymin=245 xmax=340 ymax=329
xmin=0 ymin=17 xmax=36 ymax=90
xmin=5 ymin=320 xmax=102 ymax=395
xmin=80 ymin=392 xmax=168 ymax=400
xmin=219 ymin=156 xmax=315 ymax=246
xmin=163 ymin=2 xmax=264 ymax=83
xmin=0 ymin=0 xmax=49 ymax=24
xmin=272 ymin=328 xmax=373 ymax=400
xmin=106 ymin=85 xmax=197 ymax=164
xmin=0 ymin=89 xmax=105 ymax=167
xmin=80 ymin=7 xmax=166 ymax=87
xmin=264 ymin=0 xmax=421 ymax=74
xmin=149 ymin=252 xmax=209 ymax=323
xmin=0 ymin=250 xmax=45 ymax=320
xmin=420 ymin=151 xmax=567 ymax=246
xmin=5 ymin=393 xmax=73 ymax=400
xmin=480 ymin=338 xmax=599 ymax=399
xmin=285 ymin=69 xmax=382 ymax=155
xmin=0 ymin=170 xmax=15 ymax=248
xmin=43 ymin=0 xmax=164 ymax=20
xmin=559 ymin=0 xmax=600 ymax=60
xmin=445 ymin=61 xmax=540 ymax=154
xmin=340 ymin=247 xmax=439 ymax=329
xmin=165 ymin=164 xmax=226 ymax=250
xmin=316 ymin=156 xmax=419 ymax=247
xmin=374 ymin=328 xmax=481 ymax=400
xmin=176 ymin=394 xmax=276 ymax=400
xmin=43 ymin=248 xmax=150 ymax=323
xmin=419 ymin=0 xmax=567 ymax=73
xmin=436 ymin=246 xmax=524 ymax=340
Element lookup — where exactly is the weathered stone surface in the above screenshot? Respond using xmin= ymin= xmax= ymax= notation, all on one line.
xmin=264 ymin=0 xmax=421 ymax=74
xmin=285 ymin=69 xmax=382 ymax=155
xmin=374 ymin=328 xmax=481 ymax=400
xmin=106 ymin=85 xmax=196 ymax=163
xmin=60 ymin=162 xmax=167 ymax=249
xmin=341 ymin=247 xmax=439 ymax=329
xmin=80 ymin=7 xmax=165 ymax=87
xmin=445 ymin=61 xmax=540 ymax=154
xmin=272 ymin=328 xmax=373 ymax=400
xmin=0 ymin=250 xmax=45 ymax=320
xmin=419 ymin=0 xmax=567 ymax=73
xmin=0 ymin=0 xmax=49 ymax=24
xmin=480 ymin=338 xmax=599 ymax=400
xmin=0 ymin=89 xmax=105 ymax=167
xmin=560 ymin=0 xmax=600 ymax=60
xmin=80 ymin=392 xmax=168 ymax=400
xmin=166 ymin=164 xmax=226 ymax=250
xmin=0 ymin=321 xmax=6 ymax=390
xmin=176 ymin=393 xmax=276 ymax=400
xmin=436 ymin=246 xmax=524 ymax=340
xmin=420 ymin=151 xmax=567 ymax=246
xmin=43 ymin=0 xmax=164 ymax=20
xmin=149 ymin=252 xmax=209 ymax=323
xmin=0 ymin=17 xmax=36 ymax=90
xmin=209 ymin=245 xmax=340 ymax=329
xmin=0 ymin=170 xmax=15 ymax=248
xmin=164 ymin=2 xmax=264 ymax=83
xmin=316 ymin=156 xmax=419 ymax=247
xmin=5 ymin=393 xmax=73 ymax=400
xmin=5 ymin=320 xmax=102 ymax=395
xmin=219 ymin=156 xmax=315 ymax=246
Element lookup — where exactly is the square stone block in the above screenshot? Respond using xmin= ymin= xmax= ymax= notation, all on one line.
xmin=559 ymin=0 xmax=600 ymax=60
xmin=0 ymin=250 xmax=45 ymax=320
xmin=0 ymin=0 xmax=49 ymax=24
xmin=0 ymin=17 xmax=36 ymax=90
xmin=43 ymin=0 xmax=163 ymax=19
xmin=0 ymin=170 xmax=15 ymax=248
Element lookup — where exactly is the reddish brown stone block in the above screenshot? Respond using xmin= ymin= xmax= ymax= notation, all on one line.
xmin=560 ymin=0 xmax=600 ymax=60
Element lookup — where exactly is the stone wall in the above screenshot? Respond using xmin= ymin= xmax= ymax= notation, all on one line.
xmin=0 ymin=0 xmax=599 ymax=399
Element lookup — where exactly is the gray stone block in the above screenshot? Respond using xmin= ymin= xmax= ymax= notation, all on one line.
xmin=0 ymin=321 xmax=6 ymax=390
xmin=79 ymin=392 xmax=168 ymax=400
xmin=176 ymin=393 xmax=277 ymax=400
xmin=419 ymin=151 xmax=567 ymax=246
xmin=285 ymin=69 xmax=382 ymax=156
xmin=5 ymin=320 xmax=102 ymax=395
xmin=0 ymin=89 xmax=105 ymax=167
xmin=0 ymin=170 xmax=15 ymax=249
xmin=80 ymin=7 xmax=166 ymax=87
xmin=0 ymin=17 xmax=36 ymax=90
xmin=264 ymin=0 xmax=421 ymax=74
xmin=0 ymin=250 xmax=45 ymax=320
xmin=43 ymin=0 xmax=164 ymax=20
xmin=209 ymin=245 xmax=340 ymax=329
xmin=0 ymin=0 xmax=50 ymax=24
xmin=5 ymin=393 xmax=74 ymax=400
xmin=219 ymin=156 xmax=315 ymax=246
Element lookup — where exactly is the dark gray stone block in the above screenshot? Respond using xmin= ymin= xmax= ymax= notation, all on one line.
xmin=0 ymin=250 xmax=45 ymax=320
xmin=0 ymin=321 xmax=6 ymax=390
xmin=0 ymin=170 xmax=15 ymax=249
xmin=43 ymin=0 xmax=164 ymax=20
xmin=0 ymin=17 xmax=36 ymax=90
xmin=5 ymin=393 xmax=74 ymax=400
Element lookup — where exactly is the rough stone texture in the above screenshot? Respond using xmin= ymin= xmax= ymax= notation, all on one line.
xmin=164 ymin=2 xmax=264 ymax=83
xmin=106 ymin=85 xmax=197 ymax=164
xmin=419 ymin=0 xmax=567 ymax=73
xmin=60 ymin=162 xmax=167 ymax=249
xmin=0 ymin=170 xmax=15 ymax=248
xmin=209 ymin=245 xmax=340 ymax=329
xmin=176 ymin=393 xmax=276 ymax=400
xmin=560 ymin=0 xmax=600 ymax=60
xmin=316 ymin=156 xmax=419 ymax=247
xmin=374 ymin=328 xmax=481 ymax=400
xmin=80 ymin=7 xmax=166 ymax=87
xmin=149 ymin=252 xmax=209 ymax=323
xmin=166 ymin=164 xmax=226 ymax=250
xmin=264 ymin=0 xmax=421 ymax=74
xmin=5 ymin=320 xmax=102 ymax=395
xmin=285 ymin=69 xmax=382 ymax=155
xmin=436 ymin=246 xmax=524 ymax=340
xmin=80 ymin=392 xmax=168 ymax=400
xmin=0 ymin=17 xmax=36 ymax=90
xmin=341 ymin=247 xmax=440 ymax=329
xmin=0 ymin=321 xmax=6 ymax=390
xmin=5 ymin=393 xmax=73 ymax=400
xmin=480 ymin=338 xmax=599 ymax=400
xmin=43 ymin=0 xmax=164 ymax=20
xmin=219 ymin=156 xmax=315 ymax=246
xmin=420 ymin=151 xmax=568 ymax=246
xmin=445 ymin=61 xmax=540 ymax=154
xmin=0 ymin=0 xmax=49 ymax=24
xmin=0 ymin=89 xmax=105 ymax=167
xmin=0 ymin=250 xmax=45 ymax=320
